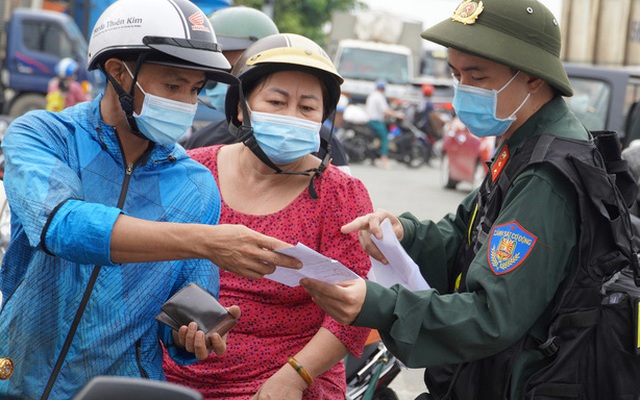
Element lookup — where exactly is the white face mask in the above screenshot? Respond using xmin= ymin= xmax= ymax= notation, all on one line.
xmin=123 ymin=63 xmax=197 ymax=145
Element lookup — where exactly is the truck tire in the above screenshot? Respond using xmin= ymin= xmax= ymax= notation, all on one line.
xmin=9 ymin=93 xmax=46 ymax=118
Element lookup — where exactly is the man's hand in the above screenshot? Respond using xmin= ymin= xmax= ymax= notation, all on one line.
xmin=110 ymin=217 xmax=301 ymax=279
xmin=340 ymin=209 xmax=404 ymax=264
xmin=174 ymin=305 xmax=241 ymax=360
xmin=204 ymin=225 xmax=302 ymax=279
xmin=300 ymin=278 xmax=366 ymax=325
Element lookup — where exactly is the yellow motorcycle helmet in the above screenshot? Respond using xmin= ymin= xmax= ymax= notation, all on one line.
xmin=225 ymin=33 xmax=343 ymax=128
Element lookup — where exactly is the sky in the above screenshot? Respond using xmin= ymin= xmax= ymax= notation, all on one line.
xmin=358 ymin=0 xmax=563 ymax=34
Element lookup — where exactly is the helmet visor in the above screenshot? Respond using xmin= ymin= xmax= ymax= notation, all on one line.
xmin=143 ymin=36 xmax=238 ymax=84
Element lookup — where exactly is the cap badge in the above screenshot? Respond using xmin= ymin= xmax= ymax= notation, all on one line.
xmin=0 ymin=358 xmax=14 ymax=380
xmin=452 ymin=0 xmax=484 ymax=25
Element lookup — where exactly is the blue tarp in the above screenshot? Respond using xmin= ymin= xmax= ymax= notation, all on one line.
xmin=192 ymin=0 xmax=233 ymax=16
xmin=71 ymin=0 xmax=232 ymax=39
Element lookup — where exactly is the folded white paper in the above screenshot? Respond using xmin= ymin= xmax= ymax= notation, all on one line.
xmin=367 ymin=219 xmax=430 ymax=291
xmin=268 ymin=243 xmax=360 ymax=287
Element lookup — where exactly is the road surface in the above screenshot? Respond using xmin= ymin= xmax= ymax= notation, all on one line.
xmin=348 ymin=159 xmax=470 ymax=399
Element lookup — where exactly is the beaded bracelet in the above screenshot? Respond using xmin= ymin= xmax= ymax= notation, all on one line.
xmin=287 ymin=356 xmax=314 ymax=387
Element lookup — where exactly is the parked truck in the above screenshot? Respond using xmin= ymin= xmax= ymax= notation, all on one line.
xmin=326 ymin=10 xmax=424 ymax=104
xmin=0 ymin=3 xmax=100 ymax=117
xmin=558 ymin=0 xmax=640 ymax=145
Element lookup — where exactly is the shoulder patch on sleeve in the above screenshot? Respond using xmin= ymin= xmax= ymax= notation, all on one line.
xmin=487 ymin=221 xmax=537 ymax=275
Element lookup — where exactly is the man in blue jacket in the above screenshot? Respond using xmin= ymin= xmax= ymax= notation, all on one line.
xmin=0 ymin=0 xmax=300 ymax=398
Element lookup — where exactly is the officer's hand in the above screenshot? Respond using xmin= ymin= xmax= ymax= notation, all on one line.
xmin=300 ymin=278 xmax=366 ymax=325
xmin=206 ymin=225 xmax=301 ymax=279
xmin=174 ymin=305 xmax=241 ymax=360
xmin=341 ymin=209 xmax=404 ymax=264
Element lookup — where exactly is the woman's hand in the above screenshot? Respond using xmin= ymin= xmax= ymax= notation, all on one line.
xmin=300 ymin=278 xmax=366 ymax=325
xmin=251 ymin=362 xmax=307 ymax=400
xmin=173 ymin=305 xmax=241 ymax=360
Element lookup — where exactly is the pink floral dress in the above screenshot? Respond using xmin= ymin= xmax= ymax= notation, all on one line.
xmin=164 ymin=145 xmax=373 ymax=399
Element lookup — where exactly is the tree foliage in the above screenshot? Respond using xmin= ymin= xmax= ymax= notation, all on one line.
xmin=234 ymin=0 xmax=362 ymax=46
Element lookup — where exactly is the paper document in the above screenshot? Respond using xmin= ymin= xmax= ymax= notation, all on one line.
xmin=267 ymin=243 xmax=360 ymax=287
xmin=367 ymin=219 xmax=430 ymax=291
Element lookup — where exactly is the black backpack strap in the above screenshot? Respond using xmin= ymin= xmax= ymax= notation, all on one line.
xmin=456 ymin=135 xmax=562 ymax=291
xmin=480 ymin=135 xmax=560 ymax=240
xmin=442 ymin=132 xmax=640 ymax=399
xmin=481 ymin=131 xmax=639 ymax=308
xmin=592 ymin=130 xmax=638 ymax=207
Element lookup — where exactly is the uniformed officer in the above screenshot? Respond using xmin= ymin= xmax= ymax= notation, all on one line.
xmin=301 ymin=0 xmax=587 ymax=398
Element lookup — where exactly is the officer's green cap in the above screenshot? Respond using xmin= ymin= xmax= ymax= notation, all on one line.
xmin=421 ymin=0 xmax=573 ymax=97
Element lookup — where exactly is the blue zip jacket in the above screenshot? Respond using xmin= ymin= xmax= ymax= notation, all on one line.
xmin=0 ymin=96 xmax=221 ymax=399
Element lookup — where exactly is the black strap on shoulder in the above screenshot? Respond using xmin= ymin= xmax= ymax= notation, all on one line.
xmin=98 ymin=54 xmax=150 ymax=141
xmin=593 ymin=131 xmax=638 ymax=207
xmin=492 ymin=132 xmax=640 ymax=304
xmin=442 ymin=131 xmax=640 ymax=397
xmin=40 ymin=265 xmax=102 ymax=400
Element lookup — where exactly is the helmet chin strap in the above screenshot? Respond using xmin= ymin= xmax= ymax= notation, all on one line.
xmin=99 ymin=54 xmax=149 ymax=140
xmin=237 ymin=84 xmax=331 ymax=199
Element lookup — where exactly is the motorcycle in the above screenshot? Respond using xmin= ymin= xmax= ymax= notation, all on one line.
xmin=71 ymin=342 xmax=401 ymax=400
xmin=73 ymin=376 xmax=202 ymax=400
xmin=345 ymin=330 xmax=403 ymax=400
xmin=337 ymin=104 xmax=431 ymax=168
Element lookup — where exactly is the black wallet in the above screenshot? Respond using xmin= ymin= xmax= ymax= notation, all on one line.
xmin=155 ymin=282 xmax=237 ymax=339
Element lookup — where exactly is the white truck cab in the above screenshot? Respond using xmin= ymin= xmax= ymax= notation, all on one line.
xmin=334 ymin=38 xmax=421 ymax=104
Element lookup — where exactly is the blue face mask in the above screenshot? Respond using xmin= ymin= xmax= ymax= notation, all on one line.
xmin=250 ymin=110 xmax=321 ymax=165
xmin=452 ymin=71 xmax=530 ymax=137
xmin=202 ymin=82 xmax=228 ymax=115
xmin=124 ymin=63 xmax=197 ymax=145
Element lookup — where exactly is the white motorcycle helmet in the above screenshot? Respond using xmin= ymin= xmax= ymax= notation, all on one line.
xmin=87 ymin=0 xmax=236 ymax=84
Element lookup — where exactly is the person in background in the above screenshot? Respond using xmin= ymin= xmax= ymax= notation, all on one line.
xmin=46 ymin=57 xmax=90 ymax=112
xmin=365 ymin=79 xmax=403 ymax=169
xmin=181 ymin=6 xmax=350 ymax=174
xmin=302 ymin=0 xmax=591 ymax=399
xmin=416 ymin=83 xmax=445 ymax=141
xmin=0 ymin=1 xmax=300 ymax=398
xmin=164 ymin=33 xmax=373 ymax=399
